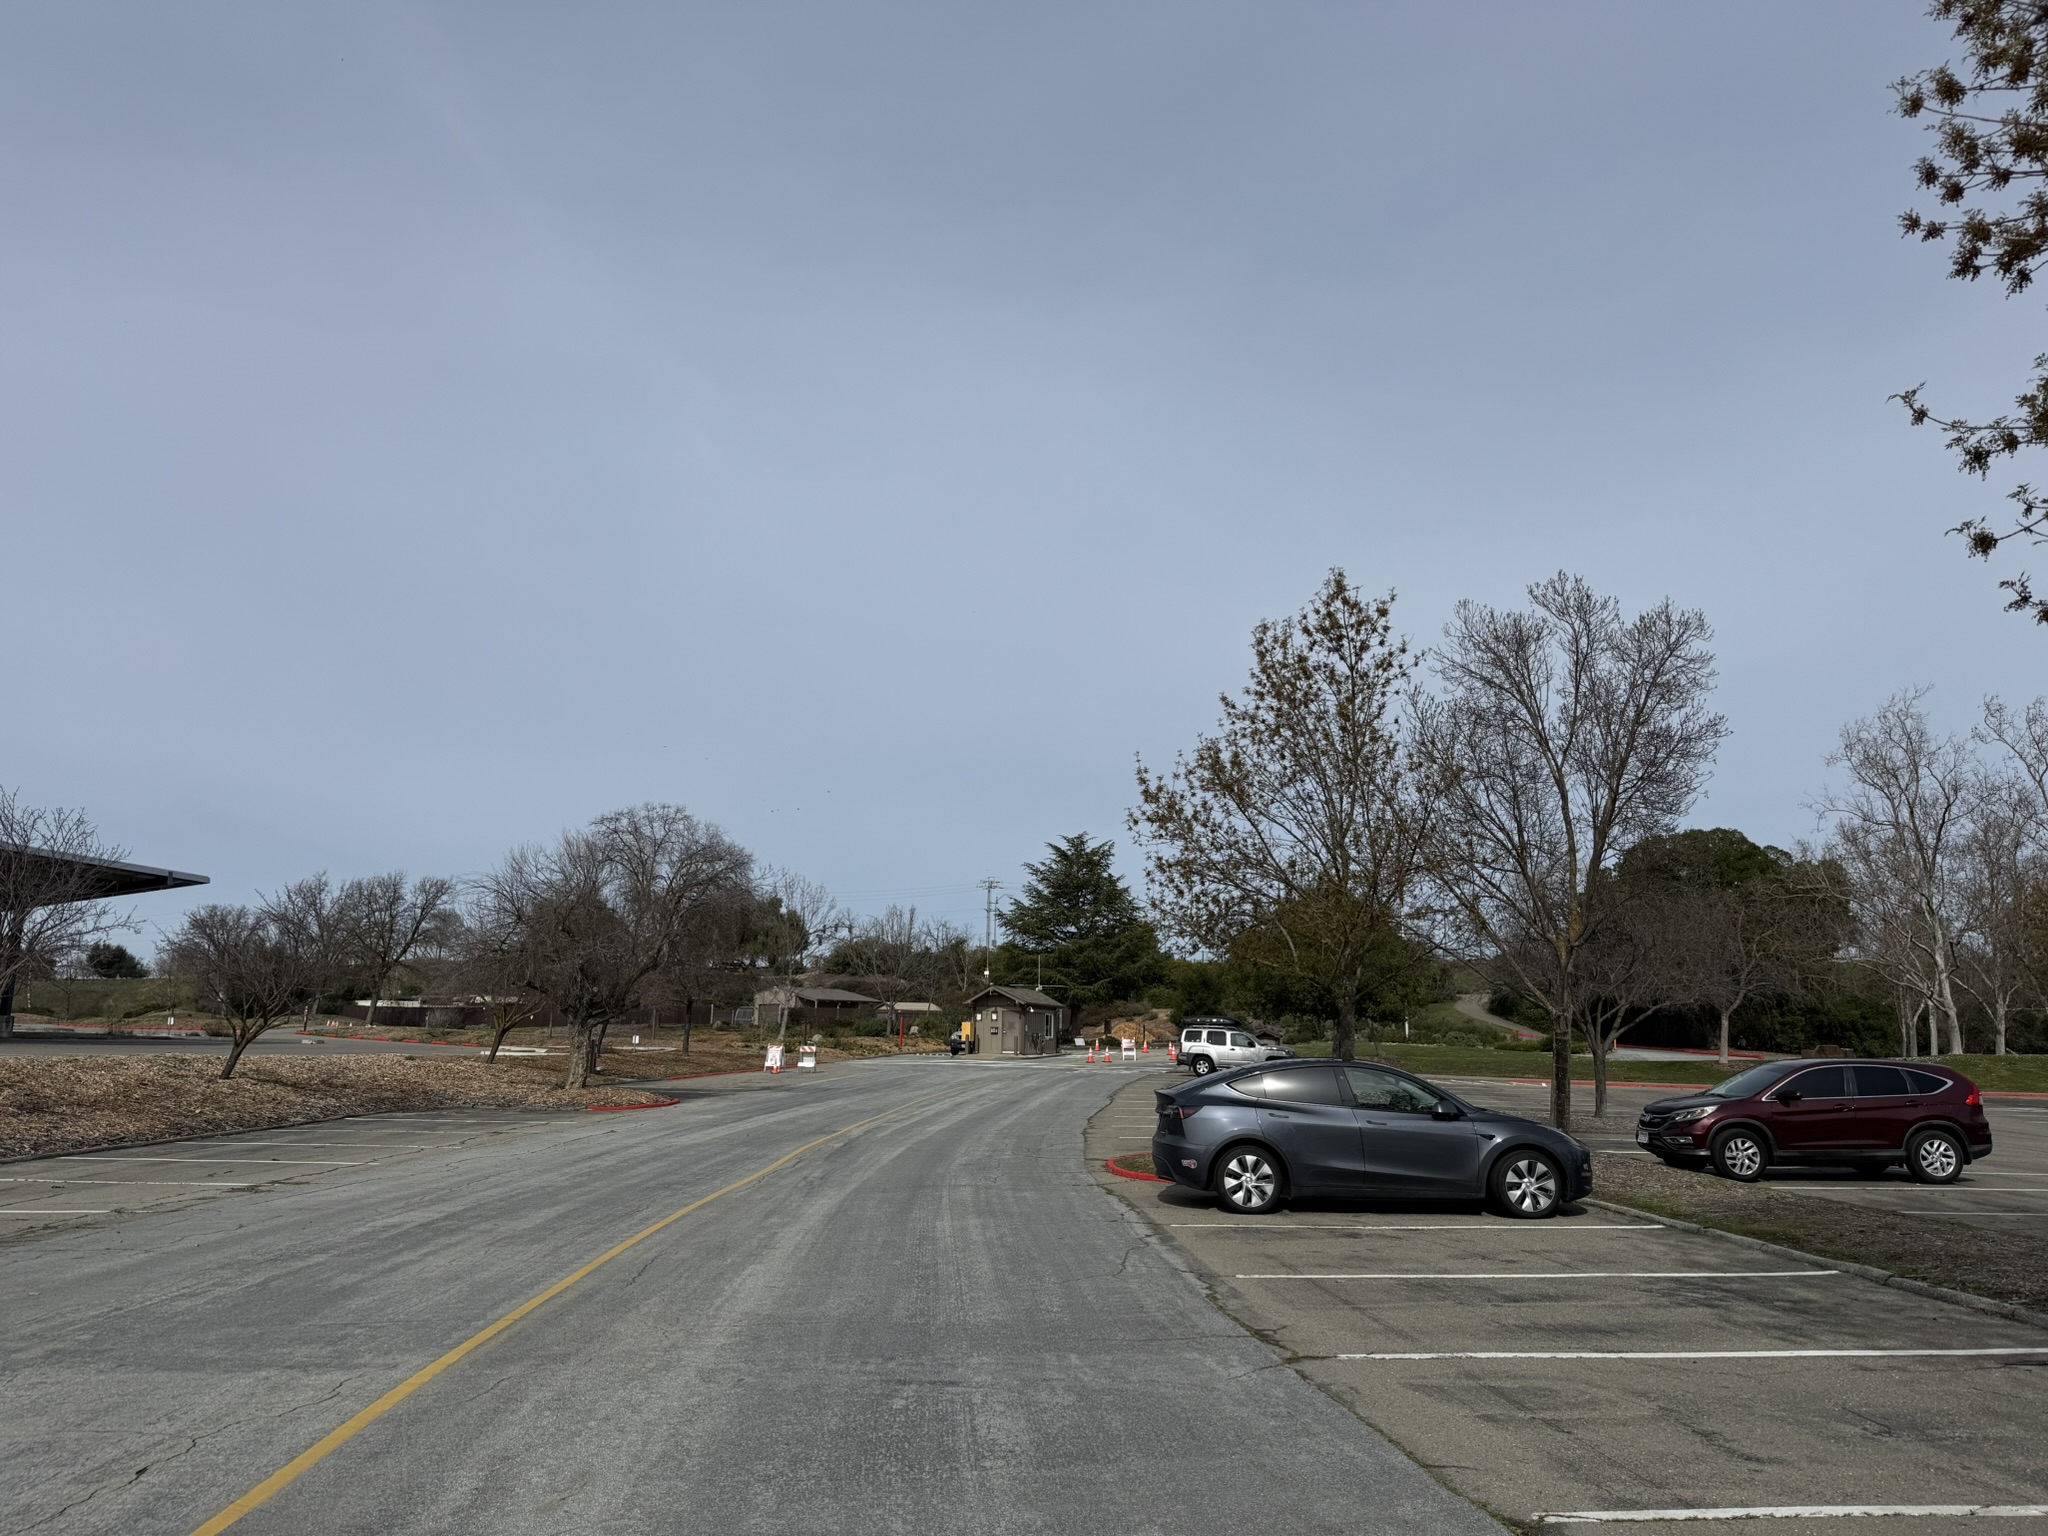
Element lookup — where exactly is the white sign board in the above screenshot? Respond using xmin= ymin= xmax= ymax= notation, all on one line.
xmin=799 ymin=1044 xmax=818 ymax=1071
xmin=764 ymin=1043 xmax=785 ymax=1072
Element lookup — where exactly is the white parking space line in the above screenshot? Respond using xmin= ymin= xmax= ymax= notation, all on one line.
xmin=1884 ymin=1187 xmax=2048 ymax=1195
xmin=1536 ymin=1505 xmax=2048 ymax=1523
xmin=0 ymin=1209 xmax=113 ymax=1215
xmin=1954 ymin=1171 xmax=2048 ymax=1178
xmin=54 ymin=1155 xmax=368 ymax=1166
xmin=1237 ymin=1270 xmax=1838 ymax=1281
xmin=1900 ymin=1210 xmax=2048 ymax=1217
xmin=1173 ymin=1223 xmax=1665 ymax=1232
xmin=1341 ymin=1348 xmax=2047 ymax=1361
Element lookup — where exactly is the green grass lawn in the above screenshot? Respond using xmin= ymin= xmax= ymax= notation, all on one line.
xmin=1281 ymin=1041 xmax=2048 ymax=1091
xmin=1924 ymin=1054 xmax=2048 ymax=1093
xmin=1289 ymin=1041 xmax=1721 ymax=1082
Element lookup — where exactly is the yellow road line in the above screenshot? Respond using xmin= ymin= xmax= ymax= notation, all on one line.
xmin=190 ymin=1090 xmax=951 ymax=1535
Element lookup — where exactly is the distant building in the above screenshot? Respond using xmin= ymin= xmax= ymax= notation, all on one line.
xmin=752 ymin=984 xmax=881 ymax=1030
xmin=963 ymin=985 xmax=1066 ymax=1057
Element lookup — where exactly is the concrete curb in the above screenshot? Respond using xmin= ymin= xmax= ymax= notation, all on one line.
xmin=1583 ymin=1196 xmax=2048 ymax=1334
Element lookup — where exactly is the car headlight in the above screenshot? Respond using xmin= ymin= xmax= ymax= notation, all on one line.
xmin=1664 ymin=1106 xmax=1713 ymax=1124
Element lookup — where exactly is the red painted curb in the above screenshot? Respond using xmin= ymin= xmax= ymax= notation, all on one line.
xmin=1106 ymin=1156 xmax=1169 ymax=1184
xmin=585 ymin=1099 xmax=682 ymax=1113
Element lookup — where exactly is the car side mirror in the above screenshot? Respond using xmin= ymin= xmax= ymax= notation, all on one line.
xmin=1431 ymin=1103 xmax=1464 ymax=1121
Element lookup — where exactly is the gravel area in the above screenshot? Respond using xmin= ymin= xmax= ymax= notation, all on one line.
xmin=1594 ymin=1150 xmax=2048 ymax=1313
xmin=0 ymin=1053 xmax=675 ymax=1161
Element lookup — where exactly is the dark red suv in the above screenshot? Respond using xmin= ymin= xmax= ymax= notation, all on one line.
xmin=1636 ymin=1058 xmax=1992 ymax=1183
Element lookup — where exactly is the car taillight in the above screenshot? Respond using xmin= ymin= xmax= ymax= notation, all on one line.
xmin=1162 ymin=1104 xmax=1201 ymax=1127
xmin=1966 ymin=1088 xmax=1982 ymax=1108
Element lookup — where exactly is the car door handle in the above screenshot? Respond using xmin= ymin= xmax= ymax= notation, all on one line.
xmin=1267 ymin=1111 xmax=1292 ymax=1119
xmin=1360 ymin=1119 xmax=1388 ymax=1127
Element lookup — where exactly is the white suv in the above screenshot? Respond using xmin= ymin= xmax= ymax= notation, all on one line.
xmin=1178 ymin=1020 xmax=1288 ymax=1076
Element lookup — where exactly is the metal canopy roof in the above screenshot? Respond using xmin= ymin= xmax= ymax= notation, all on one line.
xmin=0 ymin=844 xmax=208 ymax=903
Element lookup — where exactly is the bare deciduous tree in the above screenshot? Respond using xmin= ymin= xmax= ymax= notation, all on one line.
xmin=1132 ymin=571 xmax=1430 ymax=1061
xmin=162 ymin=903 xmax=317 ymax=1078
xmin=0 ymin=791 xmax=135 ymax=1038
xmin=475 ymin=805 xmax=752 ymax=1089
xmin=1415 ymin=573 xmax=1726 ymax=1132
xmin=1817 ymin=691 xmax=1975 ymax=1055
xmin=1570 ymin=892 xmax=1678 ymax=1118
xmin=748 ymin=869 xmax=844 ymax=1044
xmin=345 ymin=873 xmax=457 ymax=1030
xmin=1952 ymin=771 xmax=2041 ymax=1055
xmin=0 ymin=798 xmax=138 ymax=1040
xmin=266 ymin=873 xmax=358 ymax=1028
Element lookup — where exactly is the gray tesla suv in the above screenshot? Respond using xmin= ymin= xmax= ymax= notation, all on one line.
xmin=1151 ymin=1059 xmax=1592 ymax=1217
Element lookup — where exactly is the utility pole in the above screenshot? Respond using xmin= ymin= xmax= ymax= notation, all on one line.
xmin=979 ymin=877 xmax=1000 ymax=982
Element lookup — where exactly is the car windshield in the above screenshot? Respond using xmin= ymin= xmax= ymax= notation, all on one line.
xmin=1706 ymin=1062 xmax=1798 ymax=1099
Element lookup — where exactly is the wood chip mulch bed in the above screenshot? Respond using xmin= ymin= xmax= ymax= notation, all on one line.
xmin=1593 ymin=1151 xmax=2048 ymax=1315
xmin=0 ymin=1054 xmax=676 ymax=1162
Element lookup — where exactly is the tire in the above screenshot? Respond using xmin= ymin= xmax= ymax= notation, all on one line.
xmin=1907 ymin=1128 xmax=1965 ymax=1184
xmin=1490 ymin=1150 xmax=1564 ymax=1218
xmin=1190 ymin=1056 xmax=1215 ymax=1076
xmin=1214 ymin=1145 xmax=1283 ymax=1214
xmin=1710 ymin=1128 xmax=1768 ymax=1182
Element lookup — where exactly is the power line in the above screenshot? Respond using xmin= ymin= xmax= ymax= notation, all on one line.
xmin=978 ymin=877 xmax=1001 ymax=981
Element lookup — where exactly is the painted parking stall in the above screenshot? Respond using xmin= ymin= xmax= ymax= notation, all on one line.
xmin=1091 ymin=1071 xmax=2048 ymax=1534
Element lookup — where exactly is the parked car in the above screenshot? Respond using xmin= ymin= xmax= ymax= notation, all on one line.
xmin=1636 ymin=1058 xmax=1992 ymax=1183
xmin=1152 ymin=1059 xmax=1592 ymax=1217
xmin=1177 ymin=1020 xmax=1291 ymax=1075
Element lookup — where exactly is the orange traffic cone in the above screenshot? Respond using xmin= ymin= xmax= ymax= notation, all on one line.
xmin=1086 ymin=1045 xmax=1095 ymax=1063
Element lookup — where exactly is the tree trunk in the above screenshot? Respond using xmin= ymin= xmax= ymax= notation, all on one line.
xmin=220 ymin=1029 xmax=252 ymax=1080
xmin=486 ymin=1017 xmax=514 ymax=1064
xmin=587 ymin=1017 xmax=611 ymax=1078
xmin=1332 ymin=995 xmax=1357 ymax=1062
xmin=0 ymin=972 xmax=15 ymax=1040
xmin=1995 ymin=1000 xmax=2008 ymax=1056
xmin=1590 ymin=1015 xmax=1609 ymax=1121
xmin=1549 ymin=1004 xmax=1572 ymax=1134
xmin=682 ymin=1002 xmax=693 ymax=1056
xmin=1927 ymin=915 xmax=1964 ymax=1056
xmin=1718 ymin=1007 xmax=1732 ymax=1069
xmin=563 ymin=1014 xmax=593 ymax=1089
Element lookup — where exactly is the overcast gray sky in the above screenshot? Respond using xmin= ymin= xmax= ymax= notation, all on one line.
xmin=4 ymin=2 xmax=2040 ymax=948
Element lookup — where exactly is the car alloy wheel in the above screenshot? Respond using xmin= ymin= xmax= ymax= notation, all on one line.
xmin=1908 ymin=1129 xmax=1963 ymax=1184
xmin=1191 ymin=1057 xmax=1214 ymax=1076
xmin=1494 ymin=1153 xmax=1561 ymax=1218
xmin=1217 ymin=1148 xmax=1280 ymax=1214
xmin=1712 ymin=1130 xmax=1765 ymax=1182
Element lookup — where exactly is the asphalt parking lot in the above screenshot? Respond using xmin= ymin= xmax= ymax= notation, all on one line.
xmin=1094 ymin=1070 xmax=2048 ymax=1534
xmin=0 ymin=1109 xmax=564 ymax=1235
xmin=1452 ymin=1077 xmax=2048 ymax=1236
